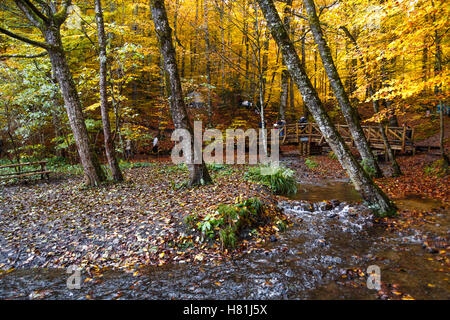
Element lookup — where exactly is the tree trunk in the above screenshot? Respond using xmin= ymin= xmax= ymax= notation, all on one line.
xmin=289 ymin=77 xmax=295 ymax=118
xmin=300 ymin=29 xmax=309 ymax=119
xmin=191 ymin=0 xmax=199 ymax=76
xmin=280 ymin=70 xmax=288 ymax=121
xmin=439 ymin=104 xmax=449 ymax=166
xmin=5 ymin=104 xmax=21 ymax=164
xmin=0 ymin=2 xmax=106 ymax=186
xmin=371 ymin=86 xmax=402 ymax=176
xmin=303 ymin=0 xmax=383 ymax=178
xmin=340 ymin=26 xmax=402 ymax=176
xmin=432 ymin=6 xmax=449 ymax=167
xmin=150 ymin=0 xmax=212 ymax=186
xmin=95 ymin=0 xmax=123 ymax=182
xmin=219 ymin=0 xmax=226 ymax=104
xmin=44 ymin=28 xmax=106 ymax=186
xmin=203 ymin=0 xmax=213 ymax=126
xmin=253 ymin=0 xmax=267 ymax=153
xmin=279 ymin=0 xmax=292 ymax=121
xmin=256 ymin=0 xmax=396 ymax=215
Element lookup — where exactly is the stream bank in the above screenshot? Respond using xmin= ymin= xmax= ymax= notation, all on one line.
xmin=1 ymin=177 xmax=447 ymax=300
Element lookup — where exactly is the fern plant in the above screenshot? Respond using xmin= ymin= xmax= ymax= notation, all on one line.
xmin=245 ymin=165 xmax=297 ymax=195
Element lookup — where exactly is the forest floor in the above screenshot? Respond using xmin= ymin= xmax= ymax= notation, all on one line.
xmin=0 ymin=163 xmax=285 ymax=274
xmin=0 ymin=151 xmax=448 ymax=299
xmin=414 ymin=119 xmax=450 ymax=153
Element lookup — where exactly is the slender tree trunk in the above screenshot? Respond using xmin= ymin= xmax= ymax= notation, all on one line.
xmin=280 ymin=70 xmax=288 ymax=120
xmin=303 ymin=0 xmax=383 ymax=178
xmin=95 ymin=0 xmax=123 ymax=182
xmin=439 ymin=104 xmax=448 ymax=166
xmin=192 ymin=0 xmax=199 ymax=75
xmin=279 ymin=0 xmax=292 ymax=121
xmin=44 ymin=29 xmax=106 ymax=186
xmin=289 ymin=77 xmax=295 ymax=117
xmin=219 ymin=0 xmax=226 ymax=104
xmin=422 ymin=40 xmax=428 ymax=86
xmin=371 ymin=86 xmax=402 ymax=176
xmin=434 ymin=28 xmax=449 ymax=166
xmin=314 ymin=49 xmax=317 ymax=89
xmin=203 ymin=0 xmax=213 ymax=126
xmin=5 ymin=104 xmax=21 ymax=164
xmin=300 ymin=29 xmax=309 ymax=119
xmin=0 ymin=2 xmax=106 ymax=186
xmin=431 ymin=1 xmax=449 ymax=167
xmin=253 ymin=0 xmax=267 ymax=153
xmin=340 ymin=26 xmax=402 ymax=176
xmin=150 ymin=0 xmax=212 ymax=186
xmin=256 ymin=0 xmax=396 ymax=215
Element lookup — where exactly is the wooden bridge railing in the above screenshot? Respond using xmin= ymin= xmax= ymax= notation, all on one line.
xmin=273 ymin=123 xmax=414 ymax=153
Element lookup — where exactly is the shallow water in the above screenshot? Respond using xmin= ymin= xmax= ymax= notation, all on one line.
xmin=0 ymin=182 xmax=448 ymax=300
xmin=394 ymin=194 xmax=444 ymax=212
xmin=290 ymin=181 xmax=362 ymax=203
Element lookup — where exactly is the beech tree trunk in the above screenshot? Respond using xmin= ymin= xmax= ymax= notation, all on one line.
xmin=289 ymin=78 xmax=295 ymax=117
xmin=371 ymin=87 xmax=402 ymax=176
xmin=433 ymin=14 xmax=449 ymax=167
xmin=45 ymin=28 xmax=106 ymax=185
xmin=0 ymin=1 xmax=107 ymax=186
xmin=340 ymin=26 xmax=402 ymax=176
xmin=256 ymin=0 xmax=396 ymax=215
xmin=303 ymin=0 xmax=383 ymax=178
xmin=279 ymin=0 xmax=292 ymax=121
xmin=203 ymin=0 xmax=213 ymax=126
xmin=300 ymin=29 xmax=309 ymax=119
xmin=219 ymin=0 xmax=226 ymax=104
xmin=95 ymin=0 xmax=123 ymax=182
xmin=150 ymin=0 xmax=212 ymax=186
xmin=280 ymin=70 xmax=288 ymax=121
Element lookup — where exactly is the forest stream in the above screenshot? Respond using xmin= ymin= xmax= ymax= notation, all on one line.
xmin=0 ymin=180 xmax=448 ymax=300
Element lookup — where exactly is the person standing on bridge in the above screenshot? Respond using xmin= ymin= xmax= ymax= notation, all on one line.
xmin=298 ymin=116 xmax=307 ymax=128
xmin=275 ymin=119 xmax=286 ymax=138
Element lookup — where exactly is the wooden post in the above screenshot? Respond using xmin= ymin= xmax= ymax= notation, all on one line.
xmin=40 ymin=162 xmax=45 ymax=179
xmin=401 ymin=124 xmax=406 ymax=153
xmin=308 ymin=123 xmax=312 ymax=155
xmin=296 ymin=123 xmax=299 ymax=143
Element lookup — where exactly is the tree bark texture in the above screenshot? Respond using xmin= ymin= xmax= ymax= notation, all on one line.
xmin=150 ymin=0 xmax=212 ymax=186
xmin=303 ymin=0 xmax=383 ymax=178
xmin=256 ymin=0 xmax=396 ymax=215
xmin=95 ymin=0 xmax=123 ymax=182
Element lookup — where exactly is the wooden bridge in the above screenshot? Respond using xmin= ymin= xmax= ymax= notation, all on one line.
xmin=273 ymin=123 xmax=415 ymax=157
